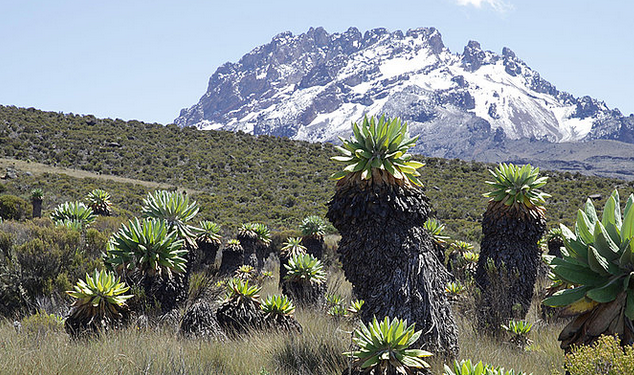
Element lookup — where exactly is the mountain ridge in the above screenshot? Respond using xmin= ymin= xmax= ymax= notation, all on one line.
xmin=175 ymin=26 xmax=634 ymax=160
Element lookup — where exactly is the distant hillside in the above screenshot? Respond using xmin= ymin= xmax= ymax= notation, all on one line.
xmin=2 ymin=105 xmax=634 ymax=241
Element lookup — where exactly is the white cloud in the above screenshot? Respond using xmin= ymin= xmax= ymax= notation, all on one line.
xmin=455 ymin=0 xmax=513 ymax=13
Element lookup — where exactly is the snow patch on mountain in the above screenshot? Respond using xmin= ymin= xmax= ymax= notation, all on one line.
xmin=175 ymin=26 xmax=632 ymax=158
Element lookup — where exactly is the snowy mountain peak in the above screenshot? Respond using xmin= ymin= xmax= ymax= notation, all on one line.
xmin=175 ymin=26 xmax=633 ymax=159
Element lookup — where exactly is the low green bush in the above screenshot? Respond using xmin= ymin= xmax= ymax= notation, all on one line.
xmin=0 ymin=194 xmax=30 ymax=221
xmin=565 ymin=335 xmax=634 ymax=375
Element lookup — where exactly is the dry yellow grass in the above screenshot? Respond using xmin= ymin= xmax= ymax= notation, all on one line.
xmin=0 ymin=157 xmax=197 ymax=194
xmin=0 ymin=267 xmax=570 ymax=375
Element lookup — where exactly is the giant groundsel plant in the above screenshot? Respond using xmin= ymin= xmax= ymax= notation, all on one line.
xmin=544 ymin=189 xmax=634 ymax=350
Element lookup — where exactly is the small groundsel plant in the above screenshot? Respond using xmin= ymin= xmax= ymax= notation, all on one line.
xmin=66 ymin=269 xmax=133 ymax=332
xmin=105 ymin=217 xmax=187 ymax=277
xmin=30 ymin=188 xmax=43 ymax=201
xmin=239 ymin=223 xmax=272 ymax=245
xmin=424 ymin=218 xmax=450 ymax=246
xmin=299 ymin=215 xmax=326 ymax=237
xmin=260 ymin=294 xmax=295 ymax=318
xmin=281 ymin=237 xmax=306 ymax=257
xmin=142 ymin=190 xmax=200 ymax=246
xmin=501 ymin=320 xmax=533 ymax=348
xmin=194 ymin=220 xmax=222 ymax=244
xmin=284 ymin=253 xmax=327 ymax=284
xmin=50 ymin=201 xmax=96 ymax=229
xmin=330 ymin=115 xmax=425 ymax=185
xmin=444 ymin=359 xmax=531 ymax=375
xmin=235 ymin=265 xmax=256 ymax=280
xmin=224 ymin=278 xmax=261 ymax=306
xmin=85 ymin=189 xmax=112 ymax=216
xmin=344 ymin=316 xmax=432 ymax=373
xmin=446 ymin=281 xmax=465 ymax=297
xmin=347 ymin=299 xmax=365 ymax=316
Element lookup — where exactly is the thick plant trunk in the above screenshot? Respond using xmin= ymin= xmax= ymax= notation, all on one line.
xmin=219 ymin=245 xmax=244 ymax=277
xmin=303 ymin=236 xmax=324 ymax=260
xmin=327 ymin=179 xmax=459 ymax=358
xmin=475 ymin=203 xmax=546 ymax=332
xmin=31 ymin=199 xmax=42 ymax=219
xmin=180 ymin=301 xmax=227 ymax=340
xmin=216 ymin=299 xmax=264 ymax=335
xmin=191 ymin=240 xmax=220 ymax=273
xmin=281 ymin=279 xmax=326 ymax=307
xmin=237 ymin=235 xmax=259 ymax=269
xmin=255 ymin=242 xmax=270 ymax=271
xmin=141 ymin=272 xmax=189 ymax=313
xmin=548 ymin=237 xmax=564 ymax=258
xmin=264 ymin=314 xmax=303 ymax=333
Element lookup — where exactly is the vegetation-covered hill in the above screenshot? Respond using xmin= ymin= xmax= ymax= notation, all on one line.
xmin=2 ymin=105 xmax=634 ymax=240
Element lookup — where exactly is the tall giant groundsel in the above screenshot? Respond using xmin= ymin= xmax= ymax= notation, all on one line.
xmin=326 ymin=115 xmax=458 ymax=357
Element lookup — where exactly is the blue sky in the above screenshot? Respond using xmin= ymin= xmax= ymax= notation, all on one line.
xmin=1 ymin=0 xmax=632 ymax=124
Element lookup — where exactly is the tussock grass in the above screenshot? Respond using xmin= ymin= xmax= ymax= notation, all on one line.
xmin=0 ymin=268 xmax=570 ymax=375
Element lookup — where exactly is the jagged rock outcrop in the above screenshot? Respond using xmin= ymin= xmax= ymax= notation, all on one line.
xmin=176 ymin=26 xmax=633 ymax=159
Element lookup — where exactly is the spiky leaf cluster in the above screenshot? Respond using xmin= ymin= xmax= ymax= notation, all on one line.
xmin=235 ymin=265 xmax=255 ymax=280
xmin=344 ymin=316 xmax=432 ymax=372
xmin=446 ymin=281 xmax=465 ymax=296
xmin=85 ymin=189 xmax=112 ymax=215
xmin=330 ymin=115 xmax=425 ymax=186
xmin=424 ymin=218 xmax=450 ymax=245
xmin=224 ymin=278 xmax=261 ymax=306
xmin=226 ymin=239 xmax=241 ymax=246
xmin=444 ymin=360 xmax=531 ymax=375
xmin=66 ymin=269 xmax=132 ymax=321
xmin=261 ymin=294 xmax=295 ymax=317
xmin=194 ymin=221 xmax=222 ymax=244
xmin=299 ymin=215 xmax=326 ymax=237
xmin=281 ymin=237 xmax=307 ymax=257
xmin=141 ymin=190 xmax=199 ymax=246
xmin=484 ymin=163 xmax=550 ymax=210
xmin=450 ymin=241 xmax=474 ymax=254
xmin=546 ymin=227 xmax=563 ymax=242
xmin=347 ymin=299 xmax=365 ymax=315
xmin=239 ymin=223 xmax=271 ymax=245
xmin=30 ymin=188 xmax=43 ymax=201
xmin=106 ymin=218 xmax=187 ymax=277
xmin=284 ymin=253 xmax=326 ymax=284
xmin=544 ymin=190 xmax=634 ymax=318
xmin=50 ymin=201 xmax=95 ymax=228
xmin=501 ymin=320 xmax=532 ymax=336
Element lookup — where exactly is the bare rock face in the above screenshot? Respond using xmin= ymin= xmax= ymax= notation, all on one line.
xmin=176 ymin=26 xmax=633 ymax=161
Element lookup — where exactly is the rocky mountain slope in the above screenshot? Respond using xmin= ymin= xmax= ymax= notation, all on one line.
xmin=175 ymin=26 xmax=634 ymax=161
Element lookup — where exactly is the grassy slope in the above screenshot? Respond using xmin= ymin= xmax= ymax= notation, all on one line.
xmin=2 ymin=104 xmax=634 ymax=240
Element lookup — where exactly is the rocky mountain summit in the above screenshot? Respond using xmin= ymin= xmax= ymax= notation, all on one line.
xmin=175 ymin=26 xmax=634 ymax=162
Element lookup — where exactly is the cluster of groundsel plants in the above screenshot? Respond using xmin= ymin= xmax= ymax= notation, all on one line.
xmin=345 ymin=316 xmax=432 ymax=373
xmin=544 ymin=190 xmax=634 ymax=316
xmin=330 ymin=115 xmax=425 ymax=186
xmin=67 ymin=269 xmax=133 ymax=321
xmin=142 ymin=190 xmax=199 ymax=246
xmin=484 ymin=163 xmax=550 ymax=213
xmin=239 ymin=223 xmax=272 ymax=245
xmin=50 ymin=201 xmax=96 ymax=229
xmin=260 ymin=294 xmax=295 ymax=318
xmin=284 ymin=253 xmax=327 ymax=284
xmin=106 ymin=218 xmax=187 ymax=277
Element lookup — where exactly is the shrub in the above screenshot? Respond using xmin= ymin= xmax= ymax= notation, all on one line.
xmin=565 ymin=335 xmax=634 ymax=375
xmin=0 ymin=195 xmax=30 ymax=221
